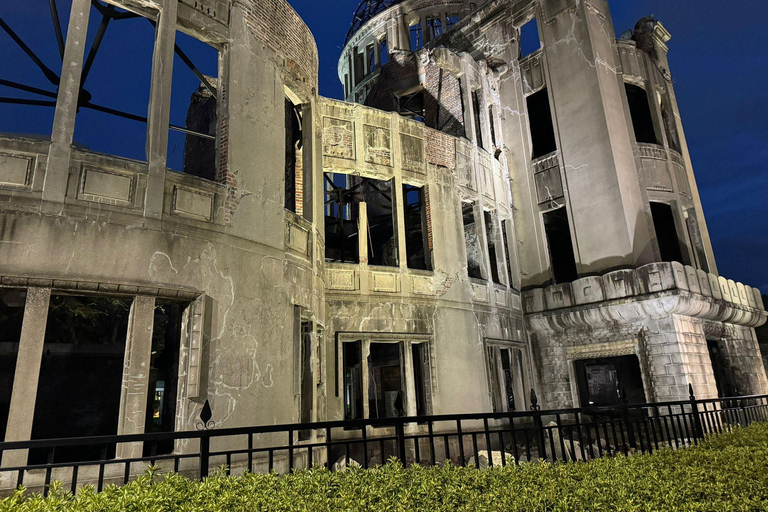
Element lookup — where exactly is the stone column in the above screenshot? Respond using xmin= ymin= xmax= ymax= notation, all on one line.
xmin=1 ymin=288 xmax=51 ymax=468
xmin=144 ymin=0 xmax=179 ymax=220
xmin=42 ymin=0 xmax=91 ymax=205
xmin=116 ymin=296 xmax=156 ymax=459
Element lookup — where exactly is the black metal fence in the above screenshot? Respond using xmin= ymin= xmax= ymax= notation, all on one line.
xmin=2 ymin=387 xmax=767 ymax=496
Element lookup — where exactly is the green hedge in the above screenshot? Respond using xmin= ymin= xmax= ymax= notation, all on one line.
xmin=3 ymin=422 xmax=768 ymax=512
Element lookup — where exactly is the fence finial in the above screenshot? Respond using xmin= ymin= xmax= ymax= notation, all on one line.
xmin=196 ymin=399 xmax=215 ymax=431
xmin=688 ymin=383 xmax=696 ymax=400
xmin=530 ymin=388 xmax=540 ymax=411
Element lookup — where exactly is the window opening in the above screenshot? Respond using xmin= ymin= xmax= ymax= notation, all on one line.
xmin=462 ymin=202 xmax=483 ymax=280
xmin=488 ymin=106 xmax=497 ymax=148
xmin=285 ymin=97 xmax=303 ymax=213
xmin=446 ymin=15 xmax=461 ymax=28
xmin=472 ymin=90 xmax=484 ymax=149
xmin=362 ymin=178 xmax=397 ymax=267
xmin=143 ymin=300 xmax=184 ymax=456
xmin=484 ymin=211 xmax=501 ymax=284
xmin=29 ymin=294 xmax=132 ymax=464
xmin=526 ymin=88 xmax=557 ymax=158
xmin=650 ymin=202 xmax=684 ymax=264
xmin=685 ymin=211 xmax=709 ymax=273
xmin=410 ymin=22 xmax=422 ymax=51
xmin=379 ymin=37 xmax=389 ymax=66
xmin=324 ymin=172 xmax=360 ymax=264
xmin=367 ymin=43 xmax=375 ymax=75
xmin=575 ymin=355 xmax=645 ymax=407
xmin=0 ymin=0 xmax=72 ymax=137
xmin=486 ymin=344 xmax=526 ymax=413
xmin=403 ymin=184 xmax=431 ymax=270
xmin=501 ymin=219 xmax=515 ymax=288
xmin=543 ymin=207 xmax=578 ymax=284
xmin=354 ymin=47 xmax=365 ymax=86
xmin=624 ymin=83 xmax=658 ymax=144
xmin=0 ymin=289 xmax=26 ymax=442
xmin=368 ymin=343 xmax=405 ymax=419
xmin=398 ymin=89 xmax=425 ymax=122
xmin=519 ymin=18 xmax=541 ymax=57
xmin=167 ymin=31 xmax=219 ymax=177
xmin=299 ymin=320 xmax=313 ymax=440
xmin=343 ymin=341 xmax=363 ymax=421
xmin=707 ymin=340 xmax=733 ymax=398
xmin=411 ymin=343 xmax=431 ymax=417
xmin=427 ymin=17 xmax=442 ymax=40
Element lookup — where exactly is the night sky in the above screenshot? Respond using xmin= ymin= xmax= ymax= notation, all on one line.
xmin=1 ymin=1 xmax=766 ymax=292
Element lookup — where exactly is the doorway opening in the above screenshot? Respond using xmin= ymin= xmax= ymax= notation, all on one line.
xmin=574 ymin=354 xmax=646 ymax=407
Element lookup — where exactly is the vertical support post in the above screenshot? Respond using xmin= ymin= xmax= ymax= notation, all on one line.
xmin=116 ymin=296 xmax=156 ymax=459
xmin=688 ymin=384 xmax=704 ymax=441
xmin=396 ymin=420 xmax=407 ymax=466
xmin=529 ymin=389 xmax=547 ymax=460
xmin=42 ymin=0 xmax=91 ymax=204
xmin=144 ymin=0 xmax=179 ymax=219
xmin=199 ymin=432 xmax=210 ymax=479
xmin=1 ymin=288 xmax=51 ymax=468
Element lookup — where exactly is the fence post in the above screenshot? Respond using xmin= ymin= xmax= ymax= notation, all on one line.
xmin=621 ymin=389 xmax=637 ymax=450
xmin=199 ymin=433 xmax=210 ymax=479
xmin=689 ymin=384 xmax=704 ymax=441
xmin=530 ymin=389 xmax=547 ymax=460
xmin=395 ymin=419 xmax=407 ymax=466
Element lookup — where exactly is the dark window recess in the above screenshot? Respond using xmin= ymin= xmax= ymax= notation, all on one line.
xmin=501 ymin=219 xmax=516 ymax=288
xmin=526 ymin=89 xmax=557 ymax=159
xmin=650 ymin=202 xmax=684 ymax=264
xmin=324 ymin=173 xmax=360 ymax=264
xmin=472 ymin=91 xmax=484 ymax=149
xmin=29 ymin=295 xmax=132 ymax=464
xmin=463 ymin=202 xmax=484 ymax=280
xmin=707 ymin=340 xmax=734 ymax=398
xmin=427 ymin=17 xmax=442 ymax=39
xmin=411 ymin=343 xmax=431 ymax=417
xmin=343 ymin=341 xmax=363 ymax=421
xmin=484 ymin=211 xmax=501 ymax=284
xmin=575 ymin=355 xmax=646 ymax=407
xmin=363 ymin=178 xmax=397 ymax=267
xmin=354 ymin=47 xmax=365 ymax=85
xmin=368 ymin=343 xmax=405 ymax=419
xmin=519 ymin=18 xmax=541 ymax=57
xmin=285 ymin=97 xmax=303 ymax=213
xmin=72 ymin=3 xmax=155 ymax=161
xmin=168 ymin=31 xmax=219 ymax=178
xmin=446 ymin=15 xmax=461 ymax=28
xmin=0 ymin=290 xmax=26 ymax=442
xmin=488 ymin=106 xmax=497 ymax=147
xmin=379 ymin=38 xmax=389 ymax=66
xmin=543 ymin=207 xmax=578 ymax=284
xmin=625 ymin=83 xmax=658 ymax=144
xmin=143 ymin=300 xmax=184 ymax=456
xmin=500 ymin=350 xmax=516 ymax=411
xmin=398 ymin=89 xmax=425 ymax=122
xmin=410 ymin=23 xmax=422 ymax=51
xmin=403 ymin=184 xmax=431 ymax=270
xmin=299 ymin=321 xmax=313 ymax=440
xmin=367 ymin=43 xmax=375 ymax=74
xmin=486 ymin=346 xmax=525 ymax=413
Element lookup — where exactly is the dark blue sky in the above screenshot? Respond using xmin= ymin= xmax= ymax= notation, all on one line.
xmin=1 ymin=1 xmax=766 ymax=292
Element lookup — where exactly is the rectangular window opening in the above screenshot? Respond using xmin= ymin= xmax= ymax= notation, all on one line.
xmin=472 ymin=91 xmax=484 ymax=149
xmin=650 ymin=201 xmax=684 ymax=264
xmin=398 ymin=89 xmax=425 ymax=123
xmin=369 ymin=342 xmax=405 ymax=419
xmin=411 ymin=343 xmax=431 ymax=417
xmin=379 ymin=37 xmax=389 ymax=66
xmin=362 ymin=178 xmax=397 ymax=267
xmin=526 ymin=88 xmax=557 ymax=159
xmin=462 ymin=202 xmax=483 ymax=280
xmin=143 ymin=300 xmax=185 ymax=456
xmin=324 ymin=172 xmax=360 ymax=264
xmin=72 ymin=4 xmax=155 ymax=161
xmin=0 ymin=0 xmax=73 ymax=138
xmin=367 ymin=43 xmax=375 ymax=75
xmin=501 ymin=219 xmax=516 ymax=289
xmin=410 ymin=23 xmax=422 ymax=51
xmin=488 ymin=106 xmax=497 ymax=148
xmin=0 ymin=289 xmax=26 ymax=442
xmin=285 ymin=97 xmax=303 ymax=214
xmin=299 ymin=320 xmax=313 ymax=440
xmin=486 ymin=344 xmax=526 ymax=413
xmin=427 ymin=17 xmax=442 ymax=40
xmin=543 ymin=207 xmax=578 ymax=284
xmin=625 ymin=83 xmax=658 ymax=144
xmin=167 ymin=31 xmax=219 ymax=178
xmin=484 ymin=210 xmax=501 ymax=284
xmin=446 ymin=14 xmax=461 ymax=29
xmin=354 ymin=47 xmax=365 ymax=86
xmin=343 ymin=341 xmax=363 ymax=421
xmin=29 ymin=294 xmax=132 ymax=464
xmin=403 ymin=184 xmax=432 ymax=270
xmin=519 ymin=18 xmax=541 ymax=57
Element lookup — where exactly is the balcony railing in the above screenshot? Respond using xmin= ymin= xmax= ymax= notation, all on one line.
xmin=1 ymin=388 xmax=766 ymax=495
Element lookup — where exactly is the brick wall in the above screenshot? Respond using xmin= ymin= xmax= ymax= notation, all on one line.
xmin=424 ymin=65 xmax=465 ymax=138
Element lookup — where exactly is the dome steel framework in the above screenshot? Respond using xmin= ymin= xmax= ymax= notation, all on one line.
xmin=345 ymin=0 xmax=406 ymax=44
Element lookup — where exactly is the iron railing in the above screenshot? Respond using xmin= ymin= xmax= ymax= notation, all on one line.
xmin=1 ymin=387 xmax=767 ymax=496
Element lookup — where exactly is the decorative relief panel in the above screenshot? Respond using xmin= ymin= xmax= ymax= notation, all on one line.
xmin=455 ymin=141 xmax=475 ymax=190
xmin=363 ymin=124 xmax=392 ymax=166
xmin=372 ymin=271 xmax=399 ymax=293
xmin=494 ymin=288 xmax=508 ymax=308
xmin=412 ymin=275 xmax=433 ymax=296
xmin=172 ymin=185 xmax=214 ymax=222
xmin=400 ymin=133 xmax=425 ymax=174
xmin=286 ymin=221 xmax=309 ymax=255
xmin=472 ymin=282 xmax=490 ymax=303
xmin=328 ymin=268 xmax=358 ymax=291
xmin=0 ymin=153 xmax=33 ymax=188
xmin=534 ymin=167 xmax=563 ymax=204
xmin=322 ymin=117 xmax=355 ymax=160
xmin=79 ymin=166 xmax=134 ymax=204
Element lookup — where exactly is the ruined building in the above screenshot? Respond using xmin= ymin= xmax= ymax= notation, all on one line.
xmin=0 ymin=0 xmax=766 ymax=478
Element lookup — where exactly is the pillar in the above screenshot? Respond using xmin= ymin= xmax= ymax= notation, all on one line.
xmin=116 ymin=296 xmax=156 ymax=459
xmin=1 ymin=288 xmax=51 ymax=468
